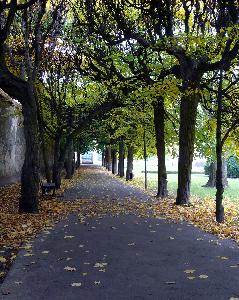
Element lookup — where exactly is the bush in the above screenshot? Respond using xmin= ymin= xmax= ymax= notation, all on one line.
xmin=227 ymin=156 xmax=239 ymax=178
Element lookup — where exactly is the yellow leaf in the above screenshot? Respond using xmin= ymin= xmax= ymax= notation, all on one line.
xmin=0 ymin=257 xmax=6 ymax=263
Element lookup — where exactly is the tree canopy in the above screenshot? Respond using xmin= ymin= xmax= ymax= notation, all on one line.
xmin=0 ymin=0 xmax=238 ymax=222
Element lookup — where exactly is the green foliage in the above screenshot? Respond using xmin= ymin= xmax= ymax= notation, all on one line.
xmin=227 ymin=156 xmax=239 ymax=178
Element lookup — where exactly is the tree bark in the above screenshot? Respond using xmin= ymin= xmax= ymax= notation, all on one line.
xmin=176 ymin=89 xmax=199 ymax=205
xmin=102 ymin=150 xmax=105 ymax=167
xmin=118 ymin=138 xmax=125 ymax=177
xmin=105 ymin=147 xmax=109 ymax=169
xmin=222 ymin=159 xmax=228 ymax=187
xmin=204 ymin=160 xmax=228 ymax=188
xmin=76 ymin=151 xmax=81 ymax=169
xmin=52 ymin=135 xmax=72 ymax=188
xmin=216 ymin=67 xmax=224 ymax=223
xmin=112 ymin=149 xmax=117 ymax=174
xmin=153 ymin=97 xmax=168 ymax=198
xmin=41 ymin=138 xmax=52 ymax=183
xmin=19 ymin=87 xmax=40 ymax=213
xmin=0 ymin=55 xmax=41 ymax=212
xmin=106 ymin=146 xmax=112 ymax=171
xmin=52 ymin=137 xmax=62 ymax=189
xmin=205 ymin=162 xmax=217 ymax=187
xmin=65 ymin=138 xmax=74 ymax=179
xmin=126 ymin=146 xmax=134 ymax=181
xmin=39 ymin=121 xmax=51 ymax=183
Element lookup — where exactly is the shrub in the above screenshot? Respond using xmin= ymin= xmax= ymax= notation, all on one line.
xmin=227 ymin=156 xmax=239 ymax=178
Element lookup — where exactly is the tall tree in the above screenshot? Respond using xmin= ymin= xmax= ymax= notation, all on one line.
xmin=0 ymin=0 xmax=65 ymax=212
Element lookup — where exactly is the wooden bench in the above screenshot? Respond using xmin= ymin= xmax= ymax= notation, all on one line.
xmin=41 ymin=182 xmax=56 ymax=196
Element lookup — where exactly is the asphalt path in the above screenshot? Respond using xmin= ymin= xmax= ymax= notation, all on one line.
xmin=1 ymin=166 xmax=239 ymax=300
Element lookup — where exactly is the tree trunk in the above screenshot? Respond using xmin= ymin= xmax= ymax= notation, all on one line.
xmin=126 ymin=146 xmax=134 ymax=181
xmin=0 ymin=50 xmax=41 ymax=213
xmin=205 ymin=162 xmax=217 ymax=187
xmin=176 ymin=90 xmax=199 ymax=205
xmin=42 ymin=143 xmax=51 ymax=183
xmin=19 ymin=89 xmax=40 ymax=213
xmin=118 ymin=138 xmax=125 ymax=177
xmin=39 ymin=123 xmax=51 ymax=183
xmin=222 ymin=159 xmax=228 ymax=187
xmin=105 ymin=147 xmax=109 ymax=169
xmin=204 ymin=160 xmax=228 ymax=188
xmin=65 ymin=138 xmax=74 ymax=179
xmin=52 ymin=137 xmax=62 ymax=189
xmin=112 ymin=149 xmax=117 ymax=174
xmin=52 ymin=135 xmax=72 ymax=188
xmin=216 ymin=67 xmax=224 ymax=223
xmin=143 ymin=126 xmax=147 ymax=190
xmin=153 ymin=98 xmax=168 ymax=198
xmin=102 ymin=150 xmax=105 ymax=167
xmin=107 ymin=146 xmax=112 ymax=171
xmin=76 ymin=151 xmax=81 ymax=169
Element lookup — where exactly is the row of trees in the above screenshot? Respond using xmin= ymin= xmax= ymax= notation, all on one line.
xmin=0 ymin=1 xmax=238 ymax=223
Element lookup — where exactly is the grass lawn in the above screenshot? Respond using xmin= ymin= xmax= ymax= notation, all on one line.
xmin=132 ymin=160 xmax=239 ymax=202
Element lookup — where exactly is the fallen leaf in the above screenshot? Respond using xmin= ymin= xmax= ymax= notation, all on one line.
xmin=0 ymin=257 xmax=6 ymax=263
xmin=64 ymin=235 xmax=75 ymax=239
xmin=71 ymin=282 xmax=82 ymax=287
xmin=23 ymin=253 xmax=34 ymax=257
xmin=94 ymin=262 xmax=107 ymax=268
xmin=199 ymin=274 xmax=208 ymax=279
xmin=184 ymin=269 xmax=195 ymax=274
xmin=64 ymin=266 xmax=76 ymax=271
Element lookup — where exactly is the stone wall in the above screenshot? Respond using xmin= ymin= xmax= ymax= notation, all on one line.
xmin=0 ymin=89 xmax=25 ymax=186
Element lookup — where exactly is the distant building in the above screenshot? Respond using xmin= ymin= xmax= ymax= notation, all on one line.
xmin=81 ymin=151 xmax=101 ymax=165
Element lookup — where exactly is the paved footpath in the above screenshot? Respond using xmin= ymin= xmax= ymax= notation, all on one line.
xmin=1 ymin=166 xmax=239 ymax=300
